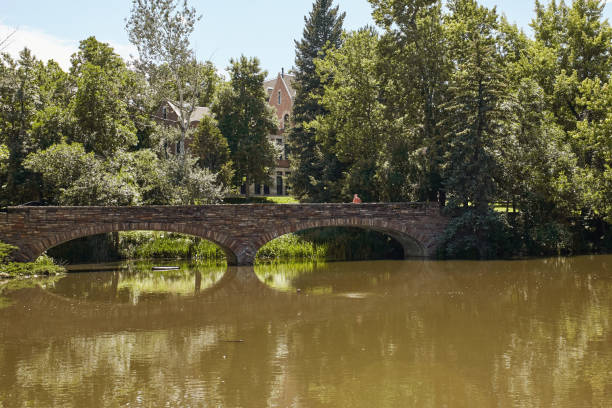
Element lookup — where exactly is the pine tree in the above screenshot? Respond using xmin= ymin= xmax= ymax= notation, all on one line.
xmin=213 ymin=56 xmax=277 ymax=197
xmin=288 ymin=0 xmax=345 ymax=202
xmin=442 ymin=0 xmax=507 ymax=212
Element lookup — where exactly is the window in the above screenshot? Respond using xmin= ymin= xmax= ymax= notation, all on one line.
xmin=264 ymin=184 xmax=270 ymax=195
xmin=255 ymin=184 xmax=261 ymax=195
xmin=278 ymin=91 xmax=281 ymax=105
xmin=162 ymin=106 xmax=167 ymax=119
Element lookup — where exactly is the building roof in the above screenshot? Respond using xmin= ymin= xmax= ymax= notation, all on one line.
xmin=280 ymin=74 xmax=296 ymax=98
xmin=167 ymin=101 xmax=210 ymax=123
xmin=264 ymin=78 xmax=277 ymax=98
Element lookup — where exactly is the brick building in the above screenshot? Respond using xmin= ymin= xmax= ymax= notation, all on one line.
xmin=155 ymin=70 xmax=295 ymax=197
xmin=256 ymin=69 xmax=295 ymax=196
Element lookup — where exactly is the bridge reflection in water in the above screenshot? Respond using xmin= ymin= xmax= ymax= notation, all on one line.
xmin=0 ymin=257 xmax=610 ymax=407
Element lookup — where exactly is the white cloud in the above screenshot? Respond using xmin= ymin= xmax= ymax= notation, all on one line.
xmin=0 ymin=24 xmax=137 ymax=70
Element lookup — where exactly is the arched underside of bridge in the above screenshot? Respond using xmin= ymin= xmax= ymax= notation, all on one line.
xmin=250 ymin=218 xmax=436 ymax=264
xmin=16 ymin=223 xmax=239 ymax=266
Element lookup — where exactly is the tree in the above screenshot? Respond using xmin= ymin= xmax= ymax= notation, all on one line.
xmin=531 ymin=0 xmax=612 ymax=131
xmin=288 ymin=0 xmax=345 ymax=202
xmin=314 ymin=28 xmax=387 ymax=202
xmin=68 ymin=37 xmax=138 ymax=157
xmin=370 ymin=0 xmax=450 ymax=203
xmin=572 ymin=77 xmax=612 ymax=223
xmin=441 ymin=0 xmax=507 ymax=212
xmin=213 ymin=56 xmax=277 ymax=196
xmin=126 ymin=0 xmax=217 ymax=160
xmin=23 ymin=142 xmax=139 ymax=206
xmin=0 ymin=49 xmax=48 ymax=204
xmin=163 ymin=154 xmax=226 ymax=204
xmin=190 ymin=115 xmax=233 ymax=186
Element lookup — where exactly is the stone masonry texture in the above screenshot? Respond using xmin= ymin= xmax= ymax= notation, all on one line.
xmin=0 ymin=203 xmax=448 ymax=265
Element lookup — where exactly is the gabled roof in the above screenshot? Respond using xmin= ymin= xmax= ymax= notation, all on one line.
xmin=263 ymin=73 xmax=297 ymax=102
xmin=167 ymin=100 xmax=210 ymax=123
xmin=280 ymin=74 xmax=296 ymax=99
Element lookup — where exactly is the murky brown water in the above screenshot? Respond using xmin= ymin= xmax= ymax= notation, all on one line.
xmin=0 ymin=256 xmax=611 ymax=407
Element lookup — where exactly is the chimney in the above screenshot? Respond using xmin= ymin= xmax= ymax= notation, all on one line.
xmin=281 ymin=67 xmax=284 ymax=78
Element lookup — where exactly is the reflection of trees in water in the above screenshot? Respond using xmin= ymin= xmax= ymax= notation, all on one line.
xmin=0 ymin=257 xmax=610 ymax=407
xmin=50 ymin=262 xmax=226 ymax=303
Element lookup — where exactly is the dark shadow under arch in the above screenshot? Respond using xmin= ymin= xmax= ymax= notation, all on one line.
xmin=253 ymin=219 xmax=428 ymax=262
xmin=36 ymin=223 xmax=238 ymax=265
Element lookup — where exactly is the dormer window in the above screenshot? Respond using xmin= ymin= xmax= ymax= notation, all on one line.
xmin=278 ymin=91 xmax=281 ymax=105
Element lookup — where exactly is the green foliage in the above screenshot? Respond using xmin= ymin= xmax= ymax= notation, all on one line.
xmin=191 ymin=116 xmax=233 ymax=186
xmin=370 ymin=0 xmax=450 ymax=203
xmin=442 ymin=0 xmax=506 ymax=211
xmin=0 ymin=242 xmax=16 ymax=264
xmin=527 ymin=221 xmax=573 ymax=255
xmin=214 ymin=56 xmax=277 ymax=194
xmin=69 ymin=38 xmax=138 ymax=157
xmin=256 ymin=234 xmax=326 ymax=263
xmin=314 ymin=28 xmax=386 ymax=202
xmin=297 ymin=227 xmax=404 ymax=261
xmin=25 ymin=142 xmax=225 ymax=206
xmin=0 ymin=143 xmax=7 ymax=174
xmin=288 ymin=0 xmax=346 ymax=202
xmin=24 ymin=142 xmax=139 ymax=206
xmin=0 ymin=241 xmax=65 ymax=278
xmin=438 ymin=209 xmax=514 ymax=259
xmin=118 ymin=231 xmax=226 ymax=263
xmin=126 ymin=0 xmax=218 ymax=157
xmin=1 ymin=255 xmax=65 ymax=278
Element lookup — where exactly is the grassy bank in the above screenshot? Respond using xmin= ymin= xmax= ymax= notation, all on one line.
xmin=0 ymin=242 xmax=65 ymax=279
xmin=114 ymin=228 xmax=403 ymax=264
xmin=118 ymin=232 xmax=226 ymax=263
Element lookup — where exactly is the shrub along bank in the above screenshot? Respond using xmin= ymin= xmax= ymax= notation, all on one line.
xmin=0 ymin=242 xmax=65 ymax=279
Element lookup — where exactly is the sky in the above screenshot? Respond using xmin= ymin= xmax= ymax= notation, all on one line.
xmin=1 ymin=0 xmax=610 ymax=78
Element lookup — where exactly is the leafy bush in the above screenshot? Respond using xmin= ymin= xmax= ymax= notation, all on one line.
xmin=526 ymin=221 xmax=573 ymax=255
xmin=438 ymin=209 xmax=515 ymax=259
xmin=0 ymin=241 xmax=65 ymax=278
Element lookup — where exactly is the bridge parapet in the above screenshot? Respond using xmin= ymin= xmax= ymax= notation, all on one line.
xmin=0 ymin=203 xmax=447 ymax=265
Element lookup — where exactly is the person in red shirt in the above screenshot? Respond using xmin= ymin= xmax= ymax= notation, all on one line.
xmin=352 ymin=194 xmax=362 ymax=204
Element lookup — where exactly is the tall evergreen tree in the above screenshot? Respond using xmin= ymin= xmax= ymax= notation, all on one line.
xmin=441 ymin=0 xmax=507 ymax=212
xmin=288 ymin=0 xmax=345 ymax=202
xmin=213 ymin=56 xmax=277 ymax=196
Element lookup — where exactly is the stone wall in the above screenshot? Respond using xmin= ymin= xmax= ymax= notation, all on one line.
xmin=0 ymin=203 xmax=448 ymax=265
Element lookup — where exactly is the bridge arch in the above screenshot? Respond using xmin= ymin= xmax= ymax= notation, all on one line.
xmin=251 ymin=217 xmax=433 ymax=264
xmin=22 ymin=222 xmax=239 ymax=265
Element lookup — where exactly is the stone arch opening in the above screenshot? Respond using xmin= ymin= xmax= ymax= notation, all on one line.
xmin=253 ymin=219 xmax=428 ymax=264
xmin=30 ymin=224 xmax=238 ymax=265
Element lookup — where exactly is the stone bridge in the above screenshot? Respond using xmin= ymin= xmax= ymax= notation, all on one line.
xmin=0 ymin=203 xmax=447 ymax=265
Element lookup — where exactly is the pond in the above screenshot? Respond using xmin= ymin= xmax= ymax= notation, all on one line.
xmin=0 ymin=256 xmax=611 ymax=407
